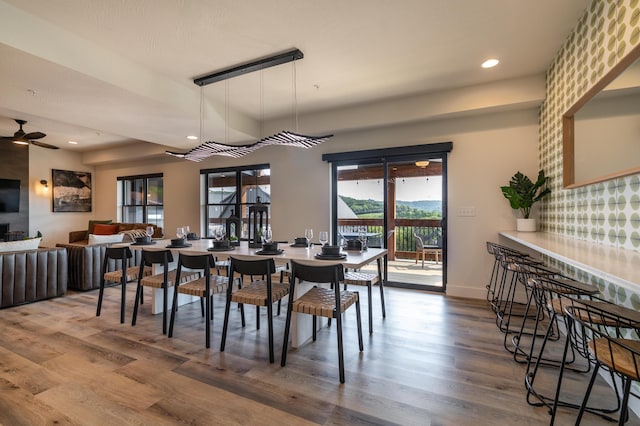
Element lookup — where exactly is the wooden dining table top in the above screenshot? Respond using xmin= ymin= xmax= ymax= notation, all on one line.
xmin=120 ymin=238 xmax=387 ymax=270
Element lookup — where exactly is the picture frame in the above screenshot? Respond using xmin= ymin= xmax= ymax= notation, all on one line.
xmin=52 ymin=169 xmax=92 ymax=212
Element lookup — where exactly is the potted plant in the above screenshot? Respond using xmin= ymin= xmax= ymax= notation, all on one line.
xmin=501 ymin=170 xmax=551 ymax=232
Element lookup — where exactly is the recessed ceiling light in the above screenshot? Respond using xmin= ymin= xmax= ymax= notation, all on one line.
xmin=68 ymin=141 xmax=78 ymax=145
xmin=482 ymin=58 xmax=499 ymax=68
xmin=187 ymin=135 xmax=198 ymax=140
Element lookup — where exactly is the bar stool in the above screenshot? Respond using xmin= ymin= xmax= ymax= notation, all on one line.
xmin=131 ymin=249 xmax=199 ymax=334
xmin=168 ymin=253 xmax=229 ymax=348
xmin=97 ymin=246 xmax=149 ymax=324
xmin=557 ymin=303 xmax=640 ymax=425
xmin=281 ymin=260 xmax=363 ymax=383
xmin=220 ymin=257 xmax=289 ymax=363
xmin=522 ymin=276 xmax=607 ymax=415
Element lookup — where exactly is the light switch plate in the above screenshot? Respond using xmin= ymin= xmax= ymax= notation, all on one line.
xmin=457 ymin=207 xmax=476 ymax=217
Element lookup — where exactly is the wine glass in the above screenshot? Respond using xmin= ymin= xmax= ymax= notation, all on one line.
xmin=264 ymin=226 xmax=273 ymax=243
xmin=176 ymin=227 xmax=185 ymax=239
xmin=213 ymin=226 xmax=222 ymax=241
xmin=184 ymin=225 xmax=190 ymax=237
xmin=145 ymin=226 xmax=154 ymax=238
xmin=358 ymin=230 xmax=367 ymax=252
xmin=319 ymin=231 xmax=328 ymax=246
xmin=304 ymin=228 xmax=313 ymax=248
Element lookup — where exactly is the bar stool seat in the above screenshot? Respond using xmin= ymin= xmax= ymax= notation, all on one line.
xmin=343 ymin=271 xmax=386 ymax=334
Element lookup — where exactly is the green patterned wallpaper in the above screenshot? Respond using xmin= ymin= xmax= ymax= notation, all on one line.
xmin=539 ymin=0 xmax=640 ymax=309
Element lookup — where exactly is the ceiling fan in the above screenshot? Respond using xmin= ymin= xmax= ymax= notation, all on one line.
xmin=1 ymin=119 xmax=58 ymax=149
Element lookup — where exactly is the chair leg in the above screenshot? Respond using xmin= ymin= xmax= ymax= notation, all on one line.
xmin=312 ymin=315 xmax=317 ymax=341
xmin=220 ymin=295 xmax=232 ymax=352
xmin=267 ymin=302 xmax=274 ymax=363
xmin=256 ymin=306 xmax=260 ymax=330
xmin=355 ymin=295 xmax=363 ymax=351
xmin=96 ymin=277 xmax=106 ymax=317
xmin=377 ymin=257 xmax=386 ymax=318
xmin=131 ymin=282 xmax=142 ymax=326
xmin=335 ymin=311 xmax=345 ymax=384
xmin=576 ymin=364 xmax=601 ymax=425
xmin=120 ymin=273 xmax=126 ymax=324
xmin=281 ymin=294 xmax=295 ymax=367
xmin=200 ymin=297 xmax=205 ymax=317
xmin=168 ymin=286 xmax=179 ymax=338
xmin=367 ymin=283 xmax=373 ymax=335
xmin=204 ymin=291 xmax=211 ymax=349
xmin=162 ymin=284 xmax=168 ymax=335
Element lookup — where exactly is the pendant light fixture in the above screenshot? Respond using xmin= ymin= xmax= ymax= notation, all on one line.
xmin=167 ymin=48 xmax=333 ymax=162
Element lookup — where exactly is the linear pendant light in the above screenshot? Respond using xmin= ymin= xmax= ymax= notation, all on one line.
xmin=166 ymin=48 xmax=333 ymax=162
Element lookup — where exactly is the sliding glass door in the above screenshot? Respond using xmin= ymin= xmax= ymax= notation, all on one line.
xmin=326 ymin=143 xmax=450 ymax=292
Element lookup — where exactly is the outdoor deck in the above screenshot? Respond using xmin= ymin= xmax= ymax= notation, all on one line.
xmin=361 ymin=258 xmax=443 ymax=288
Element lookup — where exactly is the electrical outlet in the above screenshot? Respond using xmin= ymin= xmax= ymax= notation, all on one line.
xmin=457 ymin=207 xmax=476 ymax=217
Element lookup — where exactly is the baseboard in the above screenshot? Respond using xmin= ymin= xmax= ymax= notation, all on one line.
xmin=445 ymin=284 xmax=486 ymax=300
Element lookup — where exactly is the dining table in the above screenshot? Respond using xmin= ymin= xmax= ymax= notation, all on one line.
xmin=119 ymin=238 xmax=387 ymax=347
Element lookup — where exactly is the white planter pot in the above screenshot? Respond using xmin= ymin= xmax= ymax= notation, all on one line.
xmin=517 ymin=218 xmax=537 ymax=232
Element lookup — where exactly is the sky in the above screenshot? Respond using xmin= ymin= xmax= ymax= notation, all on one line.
xmin=338 ymin=176 xmax=442 ymax=202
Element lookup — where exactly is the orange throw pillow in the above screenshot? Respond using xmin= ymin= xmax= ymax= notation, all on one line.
xmin=93 ymin=223 xmax=119 ymax=235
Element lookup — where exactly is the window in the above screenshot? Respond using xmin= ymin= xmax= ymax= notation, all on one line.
xmin=202 ymin=164 xmax=270 ymax=239
xmin=117 ymin=174 xmax=163 ymax=228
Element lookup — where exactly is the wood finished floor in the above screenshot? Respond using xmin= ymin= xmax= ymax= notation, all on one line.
xmin=0 ymin=283 xmax=632 ymax=425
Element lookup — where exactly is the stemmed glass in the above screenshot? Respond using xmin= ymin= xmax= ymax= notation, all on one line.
xmin=176 ymin=227 xmax=186 ymax=239
xmin=145 ymin=226 xmax=154 ymax=239
xmin=304 ymin=228 xmax=313 ymax=248
xmin=319 ymin=231 xmax=328 ymax=246
xmin=264 ymin=226 xmax=273 ymax=243
xmin=358 ymin=230 xmax=367 ymax=252
xmin=213 ymin=226 xmax=222 ymax=241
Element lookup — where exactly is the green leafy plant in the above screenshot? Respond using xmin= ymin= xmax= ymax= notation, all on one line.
xmin=501 ymin=170 xmax=551 ymax=219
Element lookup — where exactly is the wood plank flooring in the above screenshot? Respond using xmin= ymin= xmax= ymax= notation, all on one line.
xmin=0 ymin=282 xmax=632 ymax=425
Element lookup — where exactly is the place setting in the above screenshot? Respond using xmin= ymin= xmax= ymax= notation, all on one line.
xmin=207 ymin=226 xmax=235 ymax=252
xmin=166 ymin=226 xmax=192 ymax=248
xmin=343 ymin=232 xmax=368 ymax=252
xmin=315 ymin=231 xmax=347 ymax=260
xmin=255 ymin=226 xmax=284 ymax=255
xmin=131 ymin=226 xmax=157 ymax=246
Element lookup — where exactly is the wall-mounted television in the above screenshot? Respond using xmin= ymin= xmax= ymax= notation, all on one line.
xmin=0 ymin=178 xmax=21 ymax=213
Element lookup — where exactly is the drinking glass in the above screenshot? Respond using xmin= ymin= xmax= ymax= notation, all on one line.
xmin=145 ymin=226 xmax=154 ymax=238
xmin=264 ymin=226 xmax=273 ymax=243
xmin=304 ymin=228 xmax=313 ymax=248
xmin=358 ymin=230 xmax=367 ymax=252
xmin=176 ymin=227 xmax=185 ymax=239
xmin=319 ymin=231 xmax=328 ymax=246
xmin=213 ymin=226 xmax=222 ymax=241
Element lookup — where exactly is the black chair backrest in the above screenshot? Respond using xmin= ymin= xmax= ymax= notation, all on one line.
xmin=141 ymin=249 xmax=173 ymax=266
xmin=290 ymin=260 xmax=344 ymax=284
xmin=229 ymin=257 xmax=275 ymax=276
xmin=177 ymin=253 xmax=215 ymax=270
xmin=105 ymin=246 xmax=132 ymax=260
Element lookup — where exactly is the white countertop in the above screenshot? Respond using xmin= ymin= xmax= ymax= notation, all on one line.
xmin=499 ymin=231 xmax=640 ymax=291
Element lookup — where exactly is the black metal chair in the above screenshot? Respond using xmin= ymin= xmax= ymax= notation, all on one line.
xmin=557 ymin=303 xmax=640 ymax=425
xmin=220 ymin=257 xmax=289 ymax=363
xmin=97 ymin=246 xmax=140 ymax=324
xmin=168 ymin=253 xmax=229 ymax=348
xmin=281 ymin=260 xmax=363 ymax=383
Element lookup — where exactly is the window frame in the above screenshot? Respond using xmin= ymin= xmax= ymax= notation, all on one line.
xmin=117 ymin=173 xmax=164 ymax=227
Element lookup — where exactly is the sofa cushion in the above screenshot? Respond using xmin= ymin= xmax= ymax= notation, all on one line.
xmin=93 ymin=223 xmax=119 ymax=235
xmin=0 ymin=237 xmax=42 ymax=253
xmin=88 ymin=219 xmax=112 ymax=234
xmin=88 ymin=233 xmax=124 ymax=245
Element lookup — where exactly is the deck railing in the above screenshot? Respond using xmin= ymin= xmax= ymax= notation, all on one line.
xmin=338 ymin=218 xmax=442 ymax=259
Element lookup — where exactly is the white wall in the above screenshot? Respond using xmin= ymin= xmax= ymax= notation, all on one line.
xmin=29 ymin=148 xmax=94 ymax=247
xmin=28 ymin=107 xmax=538 ymax=299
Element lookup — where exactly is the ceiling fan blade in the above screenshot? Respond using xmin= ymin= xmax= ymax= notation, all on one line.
xmin=24 ymin=131 xmax=46 ymax=140
xmin=30 ymin=140 xmax=59 ymax=150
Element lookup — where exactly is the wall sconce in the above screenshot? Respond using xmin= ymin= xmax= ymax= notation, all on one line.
xmin=40 ymin=179 xmax=49 ymax=191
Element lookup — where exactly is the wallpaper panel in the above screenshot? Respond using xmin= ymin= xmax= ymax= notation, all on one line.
xmin=539 ymin=0 xmax=640 ymax=310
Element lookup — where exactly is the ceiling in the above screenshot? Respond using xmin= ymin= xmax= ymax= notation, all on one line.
xmin=0 ymin=0 xmax=589 ymax=155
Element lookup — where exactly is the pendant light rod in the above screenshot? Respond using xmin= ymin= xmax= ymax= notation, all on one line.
xmin=193 ymin=48 xmax=303 ymax=87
